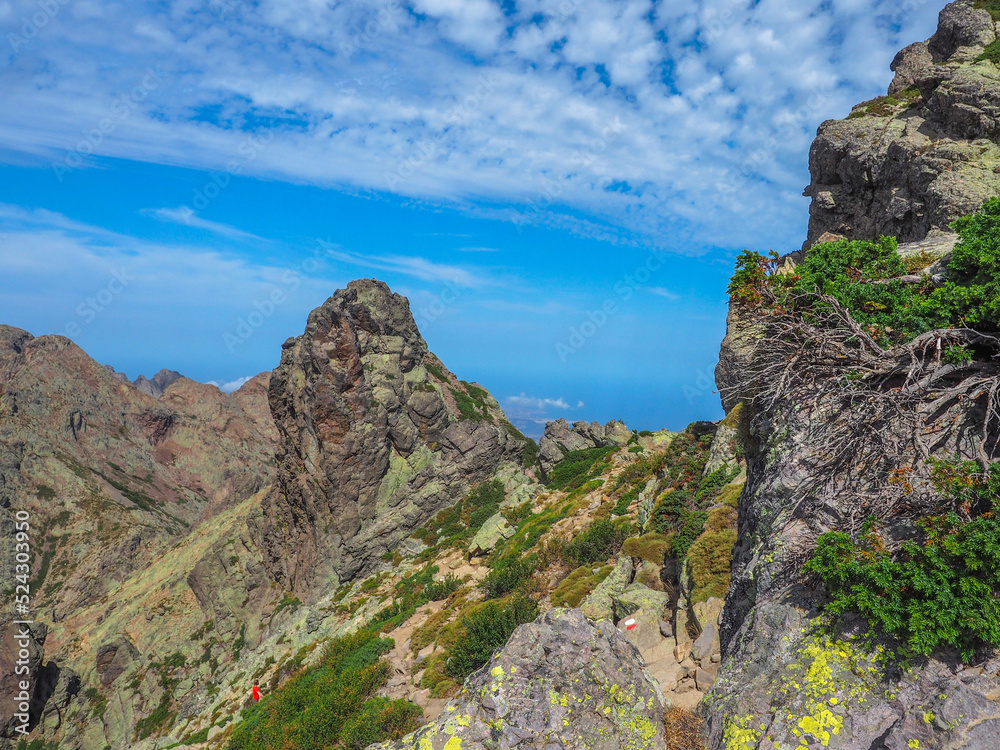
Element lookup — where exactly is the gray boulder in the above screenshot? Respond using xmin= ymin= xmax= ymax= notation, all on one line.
xmin=369 ymin=608 xmax=666 ymax=750
xmin=803 ymin=0 xmax=1000 ymax=249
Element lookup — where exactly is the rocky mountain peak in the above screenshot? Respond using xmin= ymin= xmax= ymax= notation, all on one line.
xmin=804 ymin=0 xmax=1000 ymax=247
xmin=257 ymin=278 xmax=529 ymax=592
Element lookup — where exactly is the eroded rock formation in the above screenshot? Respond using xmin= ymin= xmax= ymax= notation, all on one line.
xmin=257 ymin=279 xmax=527 ymax=592
xmin=804 ymin=0 xmax=1000 ymax=248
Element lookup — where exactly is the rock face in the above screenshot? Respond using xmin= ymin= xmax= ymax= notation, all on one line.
xmin=709 ymin=5 xmax=1000 ymax=746
xmin=803 ymin=0 xmax=1000 ymax=248
xmin=0 ymin=325 xmax=277 ymax=748
xmin=0 ymin=327 xmax=277 ymax=613
xmin=371 ymin=608 xmax=667 ymax=750
xmin=258 ymin=279 xmax=526 ymax=592
xmin=538 ymin=418 xmax=630 ymax=477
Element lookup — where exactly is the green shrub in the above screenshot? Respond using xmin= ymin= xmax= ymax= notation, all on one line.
xmin=481 ymin=557 xmax=533 ymax=599
xmin=546 ymin=447 xmax=614 ymax=491
xmin=943 ymin=345 xmax=974 ymax=365
xmin=671 ymin=510 xmax=708 ymax=558
xmin=806 ymin=509 xmax=1000 ymax=662
xmin=729 ymin=199 xmax=1000 ymax=345
xmin=563 ymin=518 xmax=632 ymax=566
xmin=424 ymin=574 xmax=462 ymax=601
xmin=337 ymin=697 xmax=422 ymax=749
xmin=445 ymin=596 xmax=538 ymax=679
xmin=226 ymin=630 xmax=418 ymax=750
xmin=650 ymin=490 xmax=691 ymax=534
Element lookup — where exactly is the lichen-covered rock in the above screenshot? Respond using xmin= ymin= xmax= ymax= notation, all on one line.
xmin=467 ymin=512 xmax=515 ymax=557
xmin=803 ymin=0 xmax=1000 ymax=248
xmin=257 ymin=280 xmax=526 ymax=592
xmin=368 ymin=609 xmax=666 ymax=750
xmin=612 ymin=584 xmax=670 ymax=652
xmin=538 ymin=418 xmax=630 ymax=477
xmin=581 ymin=555 xmax=634 ymax=621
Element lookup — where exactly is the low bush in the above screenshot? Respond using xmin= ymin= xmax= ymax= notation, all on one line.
xmin=481 ymin=557 xmax=533 ymax=599
xmin=563 ymin=518 xmax=632 ymax=566
xmin=337 ymin=697 xmax=423 ymax=750
xmin=424 ymin=574 xmax=462 ymax=601
xmin=671 ymin=510 xmax=708 ymax=559
xmin=546 ymin=447 xmax=614 ymax=491
xmin=729 ymin=199 xmax=1000 ymax=345
xmin=445 ymin=596 xmax=539 ymax=680
xmin=805 ymin=513 xmax=1000 ymax=661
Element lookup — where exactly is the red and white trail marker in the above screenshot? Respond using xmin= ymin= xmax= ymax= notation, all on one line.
xmin=623 ymin=618 xmax=637 ymax=631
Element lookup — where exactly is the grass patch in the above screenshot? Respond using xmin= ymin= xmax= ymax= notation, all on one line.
xmin=551 ymin=564 xmax=613 ymax=607
xmin=687 ymin=529 xmax=737 ymax=603
xmin=622 ymin=533 xmax=674 ymax=565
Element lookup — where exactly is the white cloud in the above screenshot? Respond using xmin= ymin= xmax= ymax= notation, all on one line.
xmin=317 ymin=240 xmax=487 ymax=287
xmin=0 ymin=0 xmax=944 ymax=251
xmin=458 ymin=246 xmax=500 ymax=253
xmin=141 ymin=207 xmax=266 ymax=241
xmin=648 ymin=287 xmax=680 ymax=301
xmin=505 ymin=394 xmax=573 ymax=411
xmin=209 ymin=375 xmax=255 ymax=392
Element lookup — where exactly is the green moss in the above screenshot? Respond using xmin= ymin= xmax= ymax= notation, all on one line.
xmin=687 ymin=529 xmax=737 ymax=603
xmin=621 ymin=533 xmax=673 ymax=565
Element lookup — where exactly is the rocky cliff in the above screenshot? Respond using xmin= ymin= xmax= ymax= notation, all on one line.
xmin=257 ymin=279 xmax=528 ymax=593
xmin=804 ymin=0 xmax=1000 ymax=247
xmin=0 ymin=325 xmax=279 ymax=747
xmin=711 ymin=2 xmax=1000 ymax=747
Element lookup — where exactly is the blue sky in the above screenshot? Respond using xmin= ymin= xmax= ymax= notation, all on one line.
xmin=0 ymin=0 xmax=942 ymax=435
